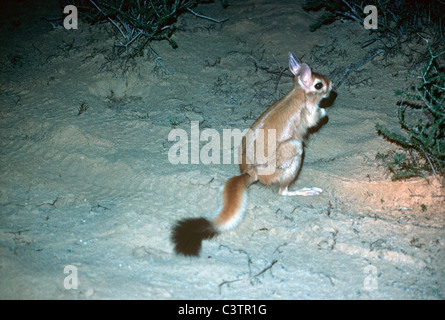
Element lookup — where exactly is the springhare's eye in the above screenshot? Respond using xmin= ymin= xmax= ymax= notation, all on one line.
xmin=315 ymin=82 xmax=323 ymax=90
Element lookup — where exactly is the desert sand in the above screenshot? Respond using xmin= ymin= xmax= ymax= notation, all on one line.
xmin=0 ymin=0 xmax=443 ymax=299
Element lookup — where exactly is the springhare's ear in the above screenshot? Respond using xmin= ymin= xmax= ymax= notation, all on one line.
xmin=299 ymin=63 xmax=313 ymax=90
xmin=288 ymin=52 xmax=301 ymax=76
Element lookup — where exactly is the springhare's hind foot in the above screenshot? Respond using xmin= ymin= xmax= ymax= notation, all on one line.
xmin=279 ymin=186 xmax=322 ymax=196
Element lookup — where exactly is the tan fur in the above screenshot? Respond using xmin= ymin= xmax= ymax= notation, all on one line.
xmin=239 ymin=53 xmax=332 ymax=196
xmin=172 ymin=53 xmax=333 ymax=256
xmin=213 ymin=173 xmax=253 ymax=229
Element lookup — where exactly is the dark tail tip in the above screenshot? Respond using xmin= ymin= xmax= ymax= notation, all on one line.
xmin=171 ymin=217 xmax=218 ymax=256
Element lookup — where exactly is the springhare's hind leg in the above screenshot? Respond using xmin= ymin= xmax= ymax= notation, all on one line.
xmin=275 ymin=140 xmax=322 ymax=196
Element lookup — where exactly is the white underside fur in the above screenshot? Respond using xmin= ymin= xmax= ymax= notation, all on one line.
xmin=207 ymin=187 xmax=248 ymax=233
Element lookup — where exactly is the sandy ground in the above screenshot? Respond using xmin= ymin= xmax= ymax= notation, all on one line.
xmin=0 ymin=0 xmax=443 ymax=299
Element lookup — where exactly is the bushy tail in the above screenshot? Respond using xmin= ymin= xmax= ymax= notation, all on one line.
xmin=171 ymin=173 xmax=253 ymax=256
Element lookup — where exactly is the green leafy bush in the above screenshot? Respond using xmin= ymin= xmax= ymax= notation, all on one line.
xmin=303 ymin=0 xmax=444 ymax=179
xmin=376 ymin=41 xmax=444 ymax=179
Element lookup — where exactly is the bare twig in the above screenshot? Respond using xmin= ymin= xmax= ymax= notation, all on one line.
xmin=186 ymin=8 xmax=228 ymax=23
xmin=252 ymin=259 xmax=278 ymax=278
xmin=271 ymin=54 xmax=288 ymax=93
xmin=148 ymin=46 xmax=173 ymax=74
xmin=335 ymin=48 xmax=385 ymax=89
xmin=420 ymin=145 xmax=438 ymax=176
